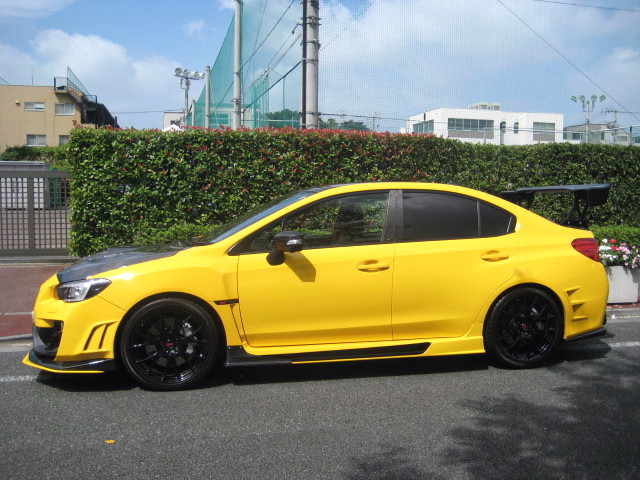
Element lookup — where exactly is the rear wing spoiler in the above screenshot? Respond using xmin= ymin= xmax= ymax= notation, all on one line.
xmin=500 ymin=183 xmax=610 ymax=229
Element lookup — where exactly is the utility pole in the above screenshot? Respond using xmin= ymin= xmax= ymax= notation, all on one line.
xmin=604 ymin=107 xmax=619 ymax=144
xmin=204 ymin=65 xmax=211 ymax=129
xmin=301 ymin=0 xmax=319 ymax=129
xmin=571 ymin=94 xmax=606 ymax=144
xmin=232 ymin=0 xmax=242 ymax=129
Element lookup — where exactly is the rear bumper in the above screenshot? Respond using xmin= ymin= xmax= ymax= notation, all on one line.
xmin=23 ymin=349 xmax=117 ymax=374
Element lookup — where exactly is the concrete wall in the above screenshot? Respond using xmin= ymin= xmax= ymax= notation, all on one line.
xmin=0 ymin=85 xmax=89 ymax=152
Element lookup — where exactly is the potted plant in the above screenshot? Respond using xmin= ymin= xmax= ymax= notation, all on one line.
xmin=598 ymin=239 xmax=640 ymax=303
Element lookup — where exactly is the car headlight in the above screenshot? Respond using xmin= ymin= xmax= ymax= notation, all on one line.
xmin=56 ymin=278 xmax=111 ymax=303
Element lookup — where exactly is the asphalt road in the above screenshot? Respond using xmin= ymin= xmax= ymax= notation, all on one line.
xmin=1 ymin=316 xmax=639 ymax=480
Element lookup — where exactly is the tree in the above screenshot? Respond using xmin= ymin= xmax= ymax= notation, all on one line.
xmin=319 ymin=117 xmax=370 ymax=131
xmin=265 ymin=109 xmax=299 ymax=128
xmin=340 ymin=120 xmax=370 ymax=131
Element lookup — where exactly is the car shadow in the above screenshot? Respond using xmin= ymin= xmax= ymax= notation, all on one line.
xmin=212 ymin=353 xmax=491 ymax=387
xmin=34 ymin=335 xmax=613 ymax=392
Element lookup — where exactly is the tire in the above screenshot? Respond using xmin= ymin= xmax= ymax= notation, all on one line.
xmin=119 ymin=298 xmax=219 ymax=390
xmin=484 ymin=287 xmax=563 ymax=368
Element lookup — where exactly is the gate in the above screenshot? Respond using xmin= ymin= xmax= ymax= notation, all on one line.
xmin=0 ymin=169 xmax=71 ymax=256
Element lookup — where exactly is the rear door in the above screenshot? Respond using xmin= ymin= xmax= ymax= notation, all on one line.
xmin=392 ymin=190 xmax=519 ymax=340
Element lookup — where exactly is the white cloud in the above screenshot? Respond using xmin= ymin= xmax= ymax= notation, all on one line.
xmin=0 ymin=43 xmax=35 ymax=65
xmin=0 ymin=0 xmax=78 ymax=18
xmin=318 ymin=0 xmax=640 ymax=129
xmin=12 ymin=29 xmax=183 ymax=128
xmin=217 ymin=0 xmax=236 ymax=10
xmin=183 ymin=20 xmax=206 ymax=37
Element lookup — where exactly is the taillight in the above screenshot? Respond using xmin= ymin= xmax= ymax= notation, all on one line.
xmin=572 ymin=238 xmax=600 ymax=262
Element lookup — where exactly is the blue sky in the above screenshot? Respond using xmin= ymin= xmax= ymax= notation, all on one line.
xmin=1 ymin=0 xmax=639 ymax=132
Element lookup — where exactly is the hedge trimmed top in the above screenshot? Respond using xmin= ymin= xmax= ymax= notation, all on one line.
xmin=66 ymin=127 xmax=639 ymax=256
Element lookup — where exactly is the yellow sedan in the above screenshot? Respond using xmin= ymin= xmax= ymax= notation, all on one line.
xmin=23 ymin=182 xmax=609 ymax=390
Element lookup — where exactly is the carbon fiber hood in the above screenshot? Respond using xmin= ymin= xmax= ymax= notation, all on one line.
xmin=57 ymin=245 xmax=188 ymax=283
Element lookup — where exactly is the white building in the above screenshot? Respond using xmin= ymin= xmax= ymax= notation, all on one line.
xmin=406 ymin=103 xmax=564 ymax=145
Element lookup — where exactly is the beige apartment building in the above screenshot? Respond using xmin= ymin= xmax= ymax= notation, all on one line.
xmin=0 ymin=67 xmax=117 ymax=152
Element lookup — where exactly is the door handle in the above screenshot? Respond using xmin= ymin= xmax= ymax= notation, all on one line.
xmin=481 ymin=251 xmax=510 ymax=262
xmin=357 ymin=262 xmax=390 ymax=272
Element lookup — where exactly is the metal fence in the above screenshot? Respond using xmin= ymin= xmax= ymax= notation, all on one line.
xmin=0 ymin=171 xmax=71 ymax=256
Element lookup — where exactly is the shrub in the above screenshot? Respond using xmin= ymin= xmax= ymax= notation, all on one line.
xmin=64 ymin=127 xmax=640 ymax=256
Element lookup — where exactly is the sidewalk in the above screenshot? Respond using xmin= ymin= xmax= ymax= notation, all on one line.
xmin=0 ymin=257 xmax=75 ymax=339
xmin=1 ymin=258 xmax=638 ymax=340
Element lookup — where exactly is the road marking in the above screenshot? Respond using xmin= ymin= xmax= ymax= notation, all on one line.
xmin=0 ymin=375 xmax=37 ymax=383
xmin=564 ymin=340 xmax=640 ymax=351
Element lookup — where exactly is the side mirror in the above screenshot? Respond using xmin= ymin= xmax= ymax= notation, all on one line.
xmin=266 ymin=231 xmax=304 ymax=266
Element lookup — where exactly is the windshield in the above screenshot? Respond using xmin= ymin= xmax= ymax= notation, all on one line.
xmin=205 ymin=186 xmax=332 ymax=244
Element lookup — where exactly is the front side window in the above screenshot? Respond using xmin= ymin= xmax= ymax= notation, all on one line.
xmin=26 ymin=134 xmax=46 ymax=147
xmin=401 ymin=191 xmax=514 ymax=242
xmin=243 ymin=192 xmax=390 ymax=253
xmin=55 ymin=103 xmax=74 ymax=115
xmin=25 ymin=102 xmax=45 ymax=111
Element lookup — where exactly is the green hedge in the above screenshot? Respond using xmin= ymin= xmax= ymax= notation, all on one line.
xmin=591 ymin=225 xmax=640 ymax=248
xmin=65 ymin=127 xmax=640 ymax=256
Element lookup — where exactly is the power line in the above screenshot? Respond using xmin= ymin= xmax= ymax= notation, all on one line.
xmin=241 ymin=0 xmax=297 ymax=72
xmin=528 ymin=0 xmax=640 ymax=13
xmin=113 ymin=109 xmax=181 ymax=114
xmin=496 ymin=0 xmax=640 ymax=124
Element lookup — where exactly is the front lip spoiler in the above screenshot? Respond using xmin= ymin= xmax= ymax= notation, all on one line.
xmin=23 ymin=350 xmax=117 ymax=373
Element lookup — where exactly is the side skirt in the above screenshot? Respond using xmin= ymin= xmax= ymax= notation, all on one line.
xmin=225 ymin=342 xmax=431 ymax=367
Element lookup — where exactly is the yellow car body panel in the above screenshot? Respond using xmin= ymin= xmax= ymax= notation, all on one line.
xmin=237 ymin=243 xmax=394 ymax=346
xmin=392 ymin=234 xmax=519 ymax=340
xmin=22 ymin=182 xmax=609 ymax=387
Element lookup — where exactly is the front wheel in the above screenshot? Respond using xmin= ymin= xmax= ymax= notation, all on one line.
xmin=484 ymin=287 xmax=563 ymax=368
xmin=119 ymin=298 xmax=220 ymax=390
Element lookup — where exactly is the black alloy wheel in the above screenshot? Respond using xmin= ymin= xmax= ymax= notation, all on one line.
xmin=120 ymin=298 xmax=219 ymax=390
xmin=484 ymin=287 xmax=563 ymax=368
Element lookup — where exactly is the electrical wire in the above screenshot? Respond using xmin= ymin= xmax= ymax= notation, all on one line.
xmin=497 ymin=0 xmax=640 ymax=124
xmin=241 ymin=0 xmax=297 ymax=72
xmin=529 ymin=0 xmax=640 ymax=13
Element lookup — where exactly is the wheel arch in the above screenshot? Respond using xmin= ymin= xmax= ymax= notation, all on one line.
xmin=113 ymin=292 xmax=227 ymax=363
xmin=483 ymin=282 xmax=566 ymax=335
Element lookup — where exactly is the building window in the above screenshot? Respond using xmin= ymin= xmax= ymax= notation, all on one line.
xmin=513 ymin=122 xmax=519 ymax=134
xmin=533 ymin=122 xmax=555 ymax=133
xmin=59 ymin=135 xmax=70 ymax=145
xmin=618 ymin=135 xmax=628 ymax=142
xmin=533 ymin=122 xmax=556 ymax=141
xmin=55 ymin=103 xmax=75 ymax=115
xmin=571 ymin=132 xmax=582 ymax=141
xmin=448 ymin=118 xmax=494 ymax=132
xmin=25 ymin=102 xmax=45 ymax=111
xmin=413 ymin=120 xmax=434 ymax=134
xmin=26 ymin=134 xmax=46 ymax=147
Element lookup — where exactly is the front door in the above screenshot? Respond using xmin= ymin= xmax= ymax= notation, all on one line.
xmin=237 ymin=191 xmax=394 ymax=347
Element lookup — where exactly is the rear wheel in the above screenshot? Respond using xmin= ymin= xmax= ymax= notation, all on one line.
xmin=119 ymin=298 xmax=219 ymax=390
xmin=484 ymin=287 xmax=563 ymax=368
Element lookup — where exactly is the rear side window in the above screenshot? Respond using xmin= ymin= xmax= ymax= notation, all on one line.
xmin=479 ymin=201 xmax=514 ymax=237
xmin=401 ymin=191 xmax=514 ymax=242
